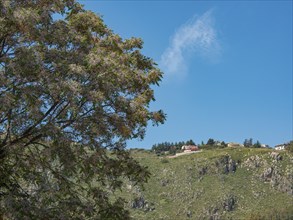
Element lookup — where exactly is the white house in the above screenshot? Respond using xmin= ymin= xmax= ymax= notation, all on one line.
xmin=261 ymin=144 xmax=270 ymax=148
xmin=227 ymin=142 xmax=244 ymax=148
xmin=274 ymin=144 xmax=286 ymax=151
xmin=181 ymin=145 xmax=199 ymax=152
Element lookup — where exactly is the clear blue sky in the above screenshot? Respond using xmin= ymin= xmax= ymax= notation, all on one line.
xmin=80 ymin=1 xmax=292 ymax=148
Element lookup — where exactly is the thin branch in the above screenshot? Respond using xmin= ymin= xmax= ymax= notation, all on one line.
xmin=23 ymin=134 xmax=43 ymax=148
xmin=8 ymin=101 xmax=60 ymax=147
xmin=0 ymin=115 xmax=8 ymax=124
xmin=55 ymin=100 xmax=90 ymax=129
xmin=1 ymin=109 xmax=12 ymax=147
xmin=48 ymin=100 xmax=70 ymax=122
xmin=0 ymin=37 xmax=7 ymax=58
xmin=22 ymin=101 xmax=59 ymax=136
xmin=57 ymin=107 xmax=94 ymax=128
xmin=31 ymin=141 xmax=49 ymax=149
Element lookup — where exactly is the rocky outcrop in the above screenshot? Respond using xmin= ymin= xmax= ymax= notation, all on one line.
xmin=261 ymin=167 xmax=274 ymax=181
xmin=215 ymin=155 xmax=237 ymax=174
xmin=270 ymin=152 xmax=282 ymax=161
xmin=242 ymin=155 xmax=263 ymax=169
xmin=270 ymin=168 xmax=293 ymax=195
xmin=241 ymin=153 xmax=293 ymax=195
xmin=200 ymin=194 xmax=237 ymax=220
xmin=196 ymin=155 xmax=237 ymax=179
xmin=222 ymin=194 xmax=237 ymax=211
xmin=160 ymin=179 xmax=169 ymax=187
xmin=131 ymin=196 xmax=145 ymax=209
xmin=130 ymin=196 xmax=155 ymax=212
xmin=198 ymin=166 xmax=208 ymax=176
xmin=186 ymin=210 xmax=192 ymax=218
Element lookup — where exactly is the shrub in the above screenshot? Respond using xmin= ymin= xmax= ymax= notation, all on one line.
xmin=160 ymin=158 xmax=169 ymax=163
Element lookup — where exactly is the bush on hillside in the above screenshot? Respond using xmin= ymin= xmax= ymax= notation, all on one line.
xmin=286 ymin=141 xmax=293 ymax=153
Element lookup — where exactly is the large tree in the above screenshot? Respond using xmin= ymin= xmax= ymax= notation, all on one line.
xmin=0 ymin=0 xmax=165 ymax=219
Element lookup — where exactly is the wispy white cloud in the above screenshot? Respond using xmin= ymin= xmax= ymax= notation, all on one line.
xmin=160 ymin=10 xmax=221 ymax=77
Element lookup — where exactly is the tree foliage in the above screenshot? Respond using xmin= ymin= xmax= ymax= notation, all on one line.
xmin=243 ymin=138 xmax=262 ymax=148
xmin=152 ymin=139 xmax=195 ymax=154
xmin=199 ymin=139 xmax=227 ymax=150
xmin=0 ymin=0 xmax=165 ymax=219
xmin=244 ymin=138 xmax=253 ymax=147
xmin=253 ymin=140 xmax=261 ymax=148
xmin=206 ymin=138 xmax=215 ymax=146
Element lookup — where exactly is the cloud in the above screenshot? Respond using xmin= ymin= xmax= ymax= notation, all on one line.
xmin=160 ymin=10 xmax=221 ymax=76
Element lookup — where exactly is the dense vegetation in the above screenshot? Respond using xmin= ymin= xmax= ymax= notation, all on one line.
xmin=151 ymin=139 xmax=195 ymax=155
xmin=243 ymin=138 xmax=262 ymax=148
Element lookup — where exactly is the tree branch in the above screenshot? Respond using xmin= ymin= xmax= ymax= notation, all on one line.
xmin=7 ymin=101 xmax=60 ymax=147
xmin=1 ymin=109 xmax=12 ymax=147
xmin=23 ymin=134 xmax=43 ymax=148
xmin=22 ymin=101 xmax=60 ymax=136
xmin=0 ymin=37 xmax=6 ymax=58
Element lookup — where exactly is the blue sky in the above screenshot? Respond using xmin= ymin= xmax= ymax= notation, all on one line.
xmin=81 ymin=1 xmax=292 ymax=148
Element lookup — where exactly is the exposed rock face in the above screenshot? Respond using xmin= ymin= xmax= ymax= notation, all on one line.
xmin=131 ymin=196 xmax=145 ymax=209
xmin=131 ymin=196 xmax=155 ymax=212
xmin=270 ymin=169 xmax=293 ymax=195
xmin=261 ymin=167 xmax=274 ymax=181
xmin=200 ymin=194 xmax=237 ymax=220
xmin=198 ymin=166 xmax=208 ymax=176
xmin=222 ymin=195 xmax=237 ymax=211
xmin=160 ymin=179 xmax=169 ymax=187
xmin=144 ymin=202 xmax=155 ymax=212
xmin=215 ymin=155 xmax=237 ymax=174
xmin=241 ymin=154 xmax=293 ymax=195
xmin=196 ymin=155 xmax=237 ymax=179
xmin=186 ymin=210 xmax=192 ymax=218
xmin=227 ymin=158 xmax=237 ymax=173
xmin=270 ymin=152 xmax=282 ymax=161
xmin=242 ymin=155 xmax=263 ymax=169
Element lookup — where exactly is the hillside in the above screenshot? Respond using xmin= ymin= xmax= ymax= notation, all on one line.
xmin=122 ymin=148 xmax=293 ymax=220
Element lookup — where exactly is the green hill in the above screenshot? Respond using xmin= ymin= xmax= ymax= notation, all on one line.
xmin=122 ymin=148 xmax=293 ymax=220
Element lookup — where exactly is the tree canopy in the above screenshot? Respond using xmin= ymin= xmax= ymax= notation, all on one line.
xmin=152 ymin=139 xmax=195 ymax=154
xmin=0 ymin=0 xmax=165 ymax=219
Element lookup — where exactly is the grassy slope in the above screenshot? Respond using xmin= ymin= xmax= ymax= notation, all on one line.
xmin=125 ymin=148 xmax=293 ymax=220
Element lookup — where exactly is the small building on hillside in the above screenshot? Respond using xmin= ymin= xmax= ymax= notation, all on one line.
xmin=181 ymin=145 xmax=199 ymax=152
xmin=227 ymin=142 xmax=244 ymax=148
xmin=261 ymin=144 xmax=270 ymax=148
xmin=274 ymin=144 xmax=286 ymax=151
